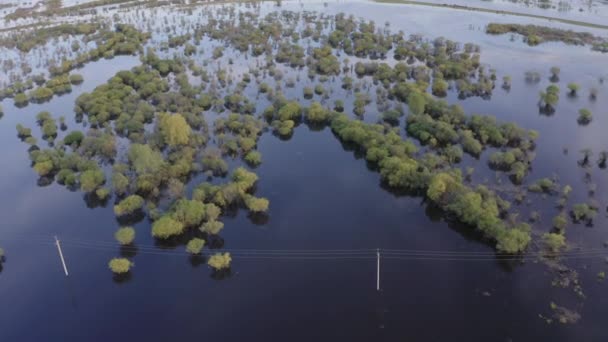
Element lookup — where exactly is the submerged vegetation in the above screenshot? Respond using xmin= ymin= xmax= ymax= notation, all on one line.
xmin=486 ymin=23 xmax=608 ymax=51
xmin=0 ymin=1 xmax=604 ymax=323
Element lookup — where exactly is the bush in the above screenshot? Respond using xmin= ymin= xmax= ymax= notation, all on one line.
xmin=244 ymin=195 xmax=269 ymax=213
xmin=115 ymin=227 xmax=135 ymax=245
xmin=543 ymin=233 xmax=566 ymax=252
xmin=152 ymin=216 xmax=184 ymax=239
xmin=69 ymin=74 xmax=84 ymax=85
xmin=114 ymin=195 xmax=144 ymax=216
xmin=305 ymin=102 xmax=330 ymax=123
xmin=186 ymin=238 xmax=205 ymax=255
xmin=553 ymin=214 xmax=568 ymax=232
xmin=208 ymin=252 xmax=232 ymax=270
xmin=244 ymin=151 xmax=262 ymax=166
xmin=171 ymin=199 xmax=206 ymax=227
xmin=571 ymin=203 xmax=597 ymax=222
xmin=108 ymin=258 xmax=132 ymax=274
xmin=14 ymin=93 xmax=28 ymax=107
xmin=80 ymin=168 xmax=105 ymax=192
xmin=577 ymin=109 xmax=592 ymax=125
xmin=63 ymin=131 xmax=84 ymax=146
xmin=201 ymin=220 xmax=224 ymax=235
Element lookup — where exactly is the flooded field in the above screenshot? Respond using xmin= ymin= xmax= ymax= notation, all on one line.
xmin=0 ymin=0 xmax=607 ymax=340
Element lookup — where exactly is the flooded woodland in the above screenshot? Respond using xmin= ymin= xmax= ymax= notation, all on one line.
xmin=0 ymin=0 xmax=607 ymax=340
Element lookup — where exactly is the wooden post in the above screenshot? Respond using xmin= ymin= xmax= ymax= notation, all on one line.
xmin=376 ymin=248 xmax=380 ymax=291
xmin=55 ymin=236 xmax=69 ymax=276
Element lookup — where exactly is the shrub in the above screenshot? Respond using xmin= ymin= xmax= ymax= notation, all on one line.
xmin=115 ymin=227 xmax=135 ymax=245
xmin=577 ymin=109 xmax=592 ymax=125
xmin=152 ymin=216 xmax=184 ymax=239
xmin=208 ymin=252 xmax=232 ymax=270
xmin=69 ymin=74 xmax=84 ymax=85
xmin=113 ymin=195 xmax=144 ymax=216
xmin=543 ymin=233 xmax=566 ymax=252
xmin=553 ymin=214 xmax=568 ymax=232
xmin=108 ymin=258 xmax=132 ymax=274
xmin=201 ymin=220 xmax=224 ymax=235
xmin=186 ymin=238 xmax=205 ymax=255
xmin=244 ymin=151 xmax=262 ymax=166
xmin=63 ymin=131 xmax=84 ymax=146
xmin=80 ymin=168 xmax=105 ymax=192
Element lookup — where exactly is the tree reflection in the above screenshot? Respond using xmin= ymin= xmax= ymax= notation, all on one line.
xmin=112 ymin=272 xmax=133 ymax=284
xmin=210 ymin=268 xmax=232 ymax=280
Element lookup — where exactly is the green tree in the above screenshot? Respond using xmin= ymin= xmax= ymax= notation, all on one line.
xmin=244 ymin=195 xmax=269 ymax=212
xmin=496 ymin=228 xmax=531 ymax=253
xmin=407 ymin=91 xmax=426 ymax=115
xmin=158 ymin=113 xmax=191 ymax=147
xmin=80 ymin=168 xmax=105 ymax=192
xmin=543 ymin=233 xmax=565 ymax=252
xmin=567 ymin=83 xmax=580 ymax=95
xmin=63 ymin=131 xmax=84 ymax=146
xmin=113 ymin=195 xmax=144 ymax=216
xmin=232 ymin=167 xmax=258 ymax=191
xmin=115 ymin=227 xmax=135 ymax=245
xmin=108 ymin=258 xmax=132 ymax=274
xmin=244 ymin=151 xmax=262 ymax=166
xmin=577 ymin=108 xmax=592 ymax=125
xmin=171 ymin=199 xmax=206 ymax=227
xmin=305 ymin=102 xmax=329 ymax=122
xmin=186 ymin=238 xmax=205 ymax=254
xmin=208 ymin=252 xmax=232 ymax=270
xmin=553 ymin=214 xmax=568 ymax=233
xmin=152 ymin=216 xmax=184 ymax=239
xmin=201 ymin=220 xmax=224 ymax=235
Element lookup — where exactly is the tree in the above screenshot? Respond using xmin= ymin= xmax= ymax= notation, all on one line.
xmin=201 ymin=220 xmax=224 ymax=235
xmin=244 ymin=151 xmax=262 ymax=166
xmin=14 ymin=93 xmax=28 ymax=107
xmin=244 ymin=195 xmax=269 ymax=212
xmin=152 ymin=216 xmax=184 ymax=239
xmin=550 ymin=66 xmax=560 ymax=82
xmin=553 ymin=213 xmax=568 ymax=232
xmin=115 ymin=227 xmax=135 ymax=245
xmin=108 ymin=258 xmax=132 ymax=274
xmin=80 ymin=168 xmax=105 ymax=192
xmin=186 ymin=238 xmax=205 ymax=254
xmin=496 ymin=228 xmax=531 ymax=253
xmin=432 ymin=78 xmax=448 ymax=97
xmin=407 ymin=91 xmax=426 ymax=115
xmin=567 ymin=83 xmax=580 ymax=95
xmin=171 ymin=199 xmax=206 ymax=227
xmin=539 ymin=85 xmax=559 ymax=109
xmin=69 ymin=74 xmax=84 ymax=85
xmin=114 ymin=195 xmax=144 ymax=216
xmin=543 ymin=233 xmax=565 ymax=252
xmin=577 ymin=108 xmax=592 ymax=125
xmin=128 ymin=144 xmax=165 ymax=175
xmin=305 ymin=102 xmax=329 ymax=122
xmin=232 ymin=167 xmax=258 ymax=190
xmin=208 ymin=252 xmax=232 ymax=270
xmin=63 ymin=131 xmax=84 ymax=146
xmin=158 ymin=113 xmax=191 ymax=147
xmin=571 ymin=203 xmax=597 ymax=223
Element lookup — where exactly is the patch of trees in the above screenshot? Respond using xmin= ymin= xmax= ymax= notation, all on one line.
xmin=486 ymin=23 xmax=606 ymax=49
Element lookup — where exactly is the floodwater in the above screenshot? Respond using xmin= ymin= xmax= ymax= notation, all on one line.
xmin=0 ymin=0 xmax=607 ymax=341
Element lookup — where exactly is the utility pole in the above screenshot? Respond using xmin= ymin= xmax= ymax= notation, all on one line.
xmin=55 ymin=236 xmax=69 ymax=276
xmin=376 ymin=248 xmax=380 ymax=291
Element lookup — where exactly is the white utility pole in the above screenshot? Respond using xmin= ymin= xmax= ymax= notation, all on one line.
xmin=55 ymin=236 xmax=69 ymax=276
